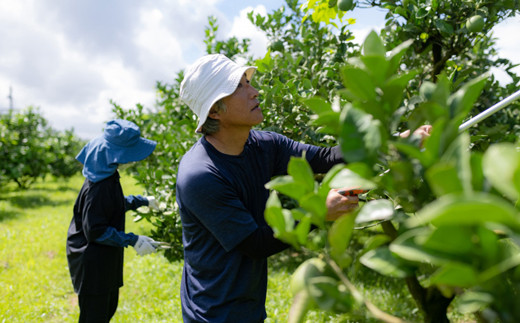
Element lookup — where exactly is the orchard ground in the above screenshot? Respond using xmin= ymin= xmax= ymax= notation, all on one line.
xmin=0 ymin=174 xmax=474 ymax=322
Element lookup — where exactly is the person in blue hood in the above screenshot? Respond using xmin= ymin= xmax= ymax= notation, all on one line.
xmin=66 ymin=119 xmax=160 ymax=323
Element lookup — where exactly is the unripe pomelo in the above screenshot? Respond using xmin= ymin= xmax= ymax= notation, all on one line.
xmin=466 ymin=15 xmax=484 ymax=33
xmin=338 ymin=0 xmax=354 ymax=12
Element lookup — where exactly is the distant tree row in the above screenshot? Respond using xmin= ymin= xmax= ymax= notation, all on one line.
xmin=0 ymin=107 xmax=85 ymax=189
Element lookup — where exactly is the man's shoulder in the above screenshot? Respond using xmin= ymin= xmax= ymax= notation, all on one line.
xmin=249 ymin=129 xmax=288 ymax=146
xmin=178 ymin=140 xmax=221 ymax=184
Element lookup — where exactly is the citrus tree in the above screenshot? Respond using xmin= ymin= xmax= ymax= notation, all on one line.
xmin=0 ymin=107 xmax=84 ymax=188
xmin=266 ymin=31 xmax=520 ymax=322
xmin=303 ymin=0 xmax=520 ymax=150
xmin=250 ymin=0 xmax=359 ymax=146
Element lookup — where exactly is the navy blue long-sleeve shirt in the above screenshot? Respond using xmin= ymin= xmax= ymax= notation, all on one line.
xmin=176 ymin=130 xmax=343 ymax=322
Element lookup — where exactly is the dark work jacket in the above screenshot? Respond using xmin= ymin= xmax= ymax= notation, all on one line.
xmin=66 ymin=172 xmax=126 ymax=295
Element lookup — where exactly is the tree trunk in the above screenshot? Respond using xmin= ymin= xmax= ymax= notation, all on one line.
xmin=382 ymin=221 xmax=453 ymax=322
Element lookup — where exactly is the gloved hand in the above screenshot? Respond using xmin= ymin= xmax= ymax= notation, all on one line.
xmin=133 ymin=235 xmax=157 ymax=256
xmin=146 ymin=196 xmax=160 ymax=211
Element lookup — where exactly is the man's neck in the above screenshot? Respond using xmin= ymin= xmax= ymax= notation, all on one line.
xmin=205 ymin=128 xmax=251 ymax=156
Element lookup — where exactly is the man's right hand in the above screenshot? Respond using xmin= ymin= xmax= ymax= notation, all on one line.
xmin=325 ymin=188 xmax=359 ymax=221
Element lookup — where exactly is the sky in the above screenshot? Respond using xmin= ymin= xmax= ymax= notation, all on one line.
xmin=0 ymin=1 xmax=519 ymax=140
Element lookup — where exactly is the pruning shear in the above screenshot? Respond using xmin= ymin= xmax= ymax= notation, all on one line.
xmin=151 ymin=241 xmax=172 ymax=250
xmin=337 ymin=188 xmax=369 ymax=197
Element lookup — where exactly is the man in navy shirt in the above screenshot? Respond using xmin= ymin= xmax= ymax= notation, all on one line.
xmin=177 ymin=54 xmax=360 ymax=322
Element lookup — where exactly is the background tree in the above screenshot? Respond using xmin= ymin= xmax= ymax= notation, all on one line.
xmin=0 ymin=107 xmax=84 ymax=188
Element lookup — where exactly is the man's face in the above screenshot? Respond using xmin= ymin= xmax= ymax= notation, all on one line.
xmin=217 ymin=74 xmax=263 ymax=131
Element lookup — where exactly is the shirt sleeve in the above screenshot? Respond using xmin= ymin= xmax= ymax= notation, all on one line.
xmin=266 ymin=131 xmax=343 ymax=175
xmin=179 ymin=171 xmax=258 ymax=252
xmin=236 ymin=225 xmax=289 ymax=258
xmin=308 ymin=145 xmax=344 ymax=173
xmin=95 ymin=227 xmax=138 ymax=247
xmin=124 ymin=194 xmax=148 ymax=211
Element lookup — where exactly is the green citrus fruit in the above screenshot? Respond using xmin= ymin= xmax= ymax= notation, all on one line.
xmin=270 ymin=40 xmax=284 ymax=52
xmin=338 ymin=0 xmax=354 ymax=12
xmin=466 ymin=15 xmax=484 ymax=33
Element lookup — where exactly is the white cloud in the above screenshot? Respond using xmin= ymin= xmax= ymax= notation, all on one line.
xmin=227 ymin=6 xmax=269 ymax=59
xmin=0 ymin=0 xmax=219 ymax=139
xmin=492 ymin=16 xmax=520 ymax=85
xmin=0 ymin=0 xmax=518 ymax=141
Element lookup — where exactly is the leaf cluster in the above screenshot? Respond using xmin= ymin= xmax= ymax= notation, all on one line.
xmin=0 ymin=107 xmax=85 ymax=188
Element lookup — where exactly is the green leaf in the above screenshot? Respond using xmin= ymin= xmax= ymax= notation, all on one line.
xmin=363 ymin=234 xmax=391 ymax=253
xmin=440 ymin=133 xmax=471 ymax=194
xmin=477 ymin=226 xmax=499 ymax=264
xmin=406 ymin=193 xmax=520 ymax=231
xmin=311 ymin=111 xmax=341 ymax=135
xmin=328 ymin=213 xmax=356 ymax=264
xmin=415 ymin=7 xmax=429 ymax=19
xmin=430 ymin=263 xmax=479 ymax=287
xmin=288 ymin=156 xmax=316 ymax=193
xmin=355 ymin=199 xmax=394 ymax=223
xmin=382 ymin=71 xmax=417 ymax=112
xmin=320 ymin=164 xmax=349 ymax=190
xmin=300 ymin=193 xmax=327 ymax=222
xmin=393 ymin=141 xmax=432 ymax=166
xmin=288 ymin=291 xmax=313 ymax=323
xmin=483 ymin=143 xmax=520 ymax=202
xmin=435 ymin=20 xmax=454 ymax=34
xmin=386 ymin=39 xmax=413 ymax=77
xmin=255 ymin=51 xmax=274 ymax=73
xmin=479 ymin=250 xmax=520 ymax=282
xmin=407 ymin=102 xmax=448 ymax=132
xmin=265 ymin=192 xmax=286 ymax=234
xmin=307 ymin=276 xmax=355 ymax=312
xmin=341 ymin=67 xmax=376 ymax=101
xmin=426 ymin=162 xmax=464 ymax=197
xmin=448 ymin=73 xmax=488 ymax=119
xmin=360 ymin=56 xmax=389 ymax=85
xmin=339 ymin=106 xmax=381 ymax=163
xmin=360 ymin=246 xmax=414 ymax=278
xmin=328 ymin=168 xmax=376 ymax=191
xmin=416 ymin=226 xmax=476 ymax=255
xmin=295 ymin=215 xmax=312 ymax=245
xmin=470 ymin=153 xmax=485 ymax=191
xmin=457 ymin=291 xmax=493 ymax=314
xmin=304 ymin=97 xmax=333 ymax=115
xmin=265 ymin=175 xmax=308 ymax=200
xmin=362 ymin=30 xmax=385 ymax=57
xmin=390 ymin=228 xmax=458 ymax=265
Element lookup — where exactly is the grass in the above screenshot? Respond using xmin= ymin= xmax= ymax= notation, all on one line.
xmin=0 ymin=174 xmax=471 ymax=322
xmin=0 ymin=174 xmax=183 ymax=323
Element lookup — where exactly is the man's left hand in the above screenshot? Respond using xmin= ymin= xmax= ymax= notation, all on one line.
xmin=399 ymin=124 xmax=432 ymax=146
